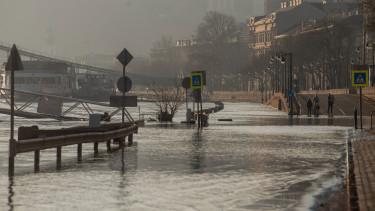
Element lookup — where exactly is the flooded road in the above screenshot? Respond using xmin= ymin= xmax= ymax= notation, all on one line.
xmin=0 ymin=102 xmax=350 ymax=210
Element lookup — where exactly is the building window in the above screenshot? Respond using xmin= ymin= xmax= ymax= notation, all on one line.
xmin=262 ymin=33 xmax=265 ymax=42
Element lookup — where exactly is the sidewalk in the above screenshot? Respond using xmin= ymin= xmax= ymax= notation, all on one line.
xmin=352 ymin=137 xmax=375 ymax=211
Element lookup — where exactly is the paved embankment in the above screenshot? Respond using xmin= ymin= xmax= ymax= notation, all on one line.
xmin=352 ymin=135 xmax=375 ymax=211
xmin=296 ymin=94 xmax=375 ymax=116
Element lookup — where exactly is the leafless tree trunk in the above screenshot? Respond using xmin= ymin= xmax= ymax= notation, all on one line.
xmin=363 ymin=0 xmax=375 ymax=34
xmin=151 ymin=87 xmax=183 ymax=122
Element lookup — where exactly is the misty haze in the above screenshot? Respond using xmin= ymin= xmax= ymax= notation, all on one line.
xmin=1 ymin=0 xmax=375 ymax=211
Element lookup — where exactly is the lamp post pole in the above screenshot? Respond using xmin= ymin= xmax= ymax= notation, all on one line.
xmin=371 ymin=44 xmax=375 ymax=86
xmin=284 ymin=60 xmax=287 ymax=98
xmin=288 ymin=53 xmax=293 ymax=117
xmin=277 ymin=60 xmax=280 ymax=92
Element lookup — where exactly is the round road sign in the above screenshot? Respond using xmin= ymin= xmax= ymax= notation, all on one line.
xmin=182 ymin=77 xmax=190 ymax=89
xmin=117 ymin=76 xmax=132 ymax=93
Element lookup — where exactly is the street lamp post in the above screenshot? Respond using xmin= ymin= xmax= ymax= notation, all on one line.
xmin=366 ymin=42 xmax=375 ymax=86
xmin=284 ymin=59 xmax=287 ymax=98
xmin=276 ymin=59 xmax=280 ymax=92
xmin=276 ymin=53 xmax=293 ymax=117
xmin=288 ymin=53 xmax=293 ymax=117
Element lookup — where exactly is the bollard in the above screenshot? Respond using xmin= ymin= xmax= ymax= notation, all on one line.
xmin=77 ymin=144 xmax=82 ymax=163
xmin=106 ymin=140 xmax=111 ymax=152
xmin=34 ymin=150 xmax=40 ymax=172
xmin=94 ymin=142 xmax=99 ymax=157
xmin=56 ymin=146 xmax=62 ymax=170
xmin=128 ymin=134 xmax=133 ymax=146
xmin=354 ymin=108 xmax=358 ymax=130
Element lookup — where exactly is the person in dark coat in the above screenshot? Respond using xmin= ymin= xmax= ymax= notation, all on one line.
xmin=313 ymin=94 xmax=320 ymax=117
xmin=307 ymin=98 xmax=313 ymax=117
xmin=328 ymin=93 xmax=335 ymax=116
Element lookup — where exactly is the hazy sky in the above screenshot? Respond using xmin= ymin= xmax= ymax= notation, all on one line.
xmin=0 ymin=0 xmax=263 ymax=59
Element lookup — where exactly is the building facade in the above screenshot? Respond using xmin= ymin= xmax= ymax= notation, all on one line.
xmin=264 ymin=0 xmax=282 ymax=14
xmin=207 ymin=0 xmax=259 ymax=20
xmin=248 ymin=0 xmax=336 ymax=55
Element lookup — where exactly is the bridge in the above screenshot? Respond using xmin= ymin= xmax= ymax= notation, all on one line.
xmin=0 ymin=42 xmax=175 ymax=86
xmin=0 ymin=88 xmax=132 ymax=121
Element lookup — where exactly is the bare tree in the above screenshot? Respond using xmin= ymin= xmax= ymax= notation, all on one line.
xmin=196 ymin=11 xmax=238 ymax=45
xmin=188 ymin=11 xmax=251 ymax=91
xmin=363 ymin=0 xmax=375 ymax=33
xmin=151 ymin=86 xmax=183 ymax=122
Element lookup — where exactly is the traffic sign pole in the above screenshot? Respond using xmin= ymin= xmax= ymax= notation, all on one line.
xmin=360 ymin=86 xmax=363 ymax=129
xmin=352 ymin=65 xmax=369 ymax=130
xmin=9 ymin=69 xmax=15 ymax=176
xmin=116 ymin=48 xmax=133 ymax=127
xmin=6 ymin=44 xmax=24 ymax=177
xmin=122 ymin=64 xmax=125 ymax=126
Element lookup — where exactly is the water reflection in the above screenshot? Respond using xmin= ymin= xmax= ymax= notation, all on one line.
xmin=280 ymin=115 xmax=350 ymax=127
xmin=118 ymin=172 xmax=130 ymax=209
xmin=190 ymin=131 xmax=205 ymax=172
xmin=7 ymin=177 xmax=14 ymax=211
xmin=328 ymin=118 xmax=334 ymax=126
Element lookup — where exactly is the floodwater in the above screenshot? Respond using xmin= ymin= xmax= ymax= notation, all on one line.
xmin=0 ymin=102 xmax=351 ymax=211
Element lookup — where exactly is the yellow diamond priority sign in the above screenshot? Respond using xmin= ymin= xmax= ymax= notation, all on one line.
xmin=5 ymin=44 xmax=23 ymax=71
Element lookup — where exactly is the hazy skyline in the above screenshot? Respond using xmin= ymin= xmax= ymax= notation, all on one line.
xmin=0 ymin=0 xmax=263 ymax=59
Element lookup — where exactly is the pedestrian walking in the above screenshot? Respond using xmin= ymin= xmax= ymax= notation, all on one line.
xmin=313 ymin=94 xmax=320 ymax=117
xmin=328 ymin=93 xmax=334 ymax=117
xmin=307 ymin=98 xmax=313 ymax=117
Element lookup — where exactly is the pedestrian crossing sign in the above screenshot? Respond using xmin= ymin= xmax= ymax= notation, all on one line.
xmin=191 ymin=72 xmax=203 ymax=90
xmin=352 ymin=65 xmax=369 ymax=87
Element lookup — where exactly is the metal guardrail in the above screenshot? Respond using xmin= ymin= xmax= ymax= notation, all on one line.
xmin=16 ymin=124 xmax=138 ymax=153
xmin=10 ymin=122 xmax=139 ymax=174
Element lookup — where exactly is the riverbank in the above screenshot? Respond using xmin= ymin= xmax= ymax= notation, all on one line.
xmin=207 ymin=91 xmax=261 ymax=102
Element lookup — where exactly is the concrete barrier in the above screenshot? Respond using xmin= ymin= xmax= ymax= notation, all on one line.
xmin=299 ymin=89 xmax=349 ymax=95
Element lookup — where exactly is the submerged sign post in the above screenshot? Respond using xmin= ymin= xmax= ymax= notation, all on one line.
xmin=115 ymin=48 xmax=135 ymax=125
xmin=352 ymin=65 xmax=369 ymax=130
xmin=190 ymin=71 xmax=206 ymax=128
xmin=5 ymin=44 xmax=24 ymax=177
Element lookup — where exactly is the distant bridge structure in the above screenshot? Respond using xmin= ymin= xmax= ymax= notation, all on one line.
xmin=0 ymin=42 xmax=175 ymax=86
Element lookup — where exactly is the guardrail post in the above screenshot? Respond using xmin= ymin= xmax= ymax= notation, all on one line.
xmin=94 ymin=142 xmax=99 ymax=157
xmin=77 ymin=144 xmax=82 ymax=163
xmin=34 ymin=150 xmax=40 ymax=172
xmin=56 ymin=146 xmax=62 ymax=170
xmin=128 ymin=134 xmax=133 ymax=146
